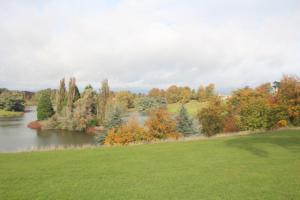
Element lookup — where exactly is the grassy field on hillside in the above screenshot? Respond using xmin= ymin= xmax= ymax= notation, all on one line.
xmin=167 ymin=100 xmax=207 ymax=116
xmin=0 ymin=109 xmax=23 ymax=117
xmin=0 ymin=130 xmax=299 ymax=200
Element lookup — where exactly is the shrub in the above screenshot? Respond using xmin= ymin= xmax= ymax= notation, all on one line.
xmin=87 ymin=119 xmax=97 ymax=127
xmin=276 ymin=120 xmax=288 ymax=128
xmin=135 ymin=97 xmax=167 ymax=112
xmin=104 ymin=119 xmax=150 ymax=145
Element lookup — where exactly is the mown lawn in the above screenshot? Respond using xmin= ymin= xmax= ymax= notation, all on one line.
xmin=0 ymin=109 xmax=23 ymax=117
xmin=0 ymin=130 xmax=299 ymax=200
xmin=167 ymin=100 xmax=207 ymax=116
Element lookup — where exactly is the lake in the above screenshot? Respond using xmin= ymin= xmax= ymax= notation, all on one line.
xmin=0 ymin=107 xmax=96 ymax=152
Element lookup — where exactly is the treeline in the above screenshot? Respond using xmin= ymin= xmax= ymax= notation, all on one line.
xmin=148 ymin=83 xmax=216 ymax=103
xmin=35 ymin=74 xmax=299 ymax=145
xmin=198 ymin=75 xmax=300 ymax=136
xmin=0 ymin=89 xmax=27 ymax=112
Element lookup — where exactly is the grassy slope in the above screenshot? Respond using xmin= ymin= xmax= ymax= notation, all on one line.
xmin=167 ymin=100 xmax=207 ymax=116
xmin=0 ymin=109 xmax=23 ymax=117
xmin=0 ymin=130 xmax=299 ymax=200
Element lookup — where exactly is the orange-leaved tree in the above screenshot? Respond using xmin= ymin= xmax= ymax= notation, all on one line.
xmin=145 ymin=108 xmax=181 ymax=139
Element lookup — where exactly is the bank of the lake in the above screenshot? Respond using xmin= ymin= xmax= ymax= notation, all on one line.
xmin=0 ymin=109 xmax=23 ymax=117
xmin=0 ymin=130 xmax=299 ymax=200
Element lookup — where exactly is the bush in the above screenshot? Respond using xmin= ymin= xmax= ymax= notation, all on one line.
xmin=135 ymin=97 xmax=167 ymax=112
xmin=276 ymin=120 xmax=288 ymax=128
xmin=104 ymin=119 xmax=150 ymax=145
xmin=87 ymin=119 xmax=97 ymax=127
xmin=37 ymin=92 xmax=54 ymax=120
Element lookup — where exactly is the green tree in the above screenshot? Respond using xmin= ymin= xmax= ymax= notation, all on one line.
xmin=176 ymin=105 xmax=196 ymax=136
xmin=197 ymin=97 xmax=225 ymax=136
xmin=37 ymin=92 xmax=54 ymax=120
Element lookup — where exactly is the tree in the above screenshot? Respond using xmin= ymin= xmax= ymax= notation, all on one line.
xmin=97 ymin=79 xmax=110 ymax=125
xmin=145 ymin=108 xmax=181 ymax=139
xmin=105 ymin=105 xmax=123 ymax=130
xmin=205 ymin=84 xmax=215 ymax=99
xmin=179 ymin=87 xmax=192 ymax=103
xmin=56 ymin=78 xmax=66 ymax=114
xmin=0 ymin=91 xmax=25 ymax=112
xmin=115 ymin=91 xmax=135 ymax=109
xmin=197 ymin=97 xmax=225 ymax=136
xmin=276 ymin=75 xmax=300 ymax=126
xmin=148 ymin=88 xmax=165 ymax=98
xmin=166 ymin=85 xmax=180 ymax=103
xmin=66 ymin=77 xmax=80 ymax=118
xmin=197 ymin=86 xmax=206 ymax=101
xmin=37 ymin=92 xmax=54 ymax=120
xmin=176 ymin=105 xmax=196 ymax=136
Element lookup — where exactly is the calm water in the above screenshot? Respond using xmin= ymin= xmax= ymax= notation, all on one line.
xmin=0 ymin=107 xmax=96 ymax=152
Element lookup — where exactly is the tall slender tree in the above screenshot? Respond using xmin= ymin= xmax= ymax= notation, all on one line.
xmin=66 ymin=77 xmax=80 ymax=118
xmin=56 ymin=78 xmax=66 ymax=114
xmin=97 ymin=79 xmax=110 ymax=125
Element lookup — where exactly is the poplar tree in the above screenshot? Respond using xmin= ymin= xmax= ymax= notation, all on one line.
xmin=56 ymin=78 xmax=66 ymax=114
xmin=97 ymin=79 xmax=110 ymax=125
xmin=66 ymin=77 xmax=80 ymax=118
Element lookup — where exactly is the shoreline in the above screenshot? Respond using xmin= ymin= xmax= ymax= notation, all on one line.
xmin=0 ymin=109 xmax=24 ymax=117
xmin=2 ymin=127 xmax=299 ymax=153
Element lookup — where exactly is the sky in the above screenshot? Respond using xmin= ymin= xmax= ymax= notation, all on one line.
xmin=0 ymin=0 xmax=299 ymax=93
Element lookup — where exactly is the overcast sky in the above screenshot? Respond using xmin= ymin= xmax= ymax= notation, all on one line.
xmin=0 ymin=0 xmax=299 ymax=93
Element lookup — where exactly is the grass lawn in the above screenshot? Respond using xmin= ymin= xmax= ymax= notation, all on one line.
xmin=167 ymin=100 xmax=207 ymax=116
xmin=0 ymin=130 xmax=300 ymax=200
xmin=0 ymin=109 xmax=23 ymax=117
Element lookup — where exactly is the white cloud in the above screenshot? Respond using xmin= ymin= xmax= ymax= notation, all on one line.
xmin=0 ymin=0 xmax=299 ymax=93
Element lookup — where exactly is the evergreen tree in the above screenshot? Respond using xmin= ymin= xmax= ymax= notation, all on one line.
xmin=105 ymin=106 xmax=123 ymax=130
xmin=97 ymin=79 xmax=110 ymax=125
xmin=176 ymin=105 xmax=196 ymax=136
xmin=37 ymin=92 xmax=54 ymax=120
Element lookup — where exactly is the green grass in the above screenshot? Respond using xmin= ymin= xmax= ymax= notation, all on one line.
xmin=0 ymin=109 xmax=23 ymax=117
xmin=167 ymin=100 xmax=207 ymax=116
xmin=0 ymin=130 xmax=300 ymax=200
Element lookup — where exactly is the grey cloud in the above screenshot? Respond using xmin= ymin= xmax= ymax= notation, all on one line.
xmin=0 ymin=0 xmax=299 ymax=93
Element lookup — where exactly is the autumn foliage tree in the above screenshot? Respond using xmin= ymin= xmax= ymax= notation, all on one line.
xmin=145 ymin=108 xmax=181 ymax=139
xmin=197 ymin=97 xmax=226 ymax=136
xmin=97 ymin=79 xmax=110 ymax=125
